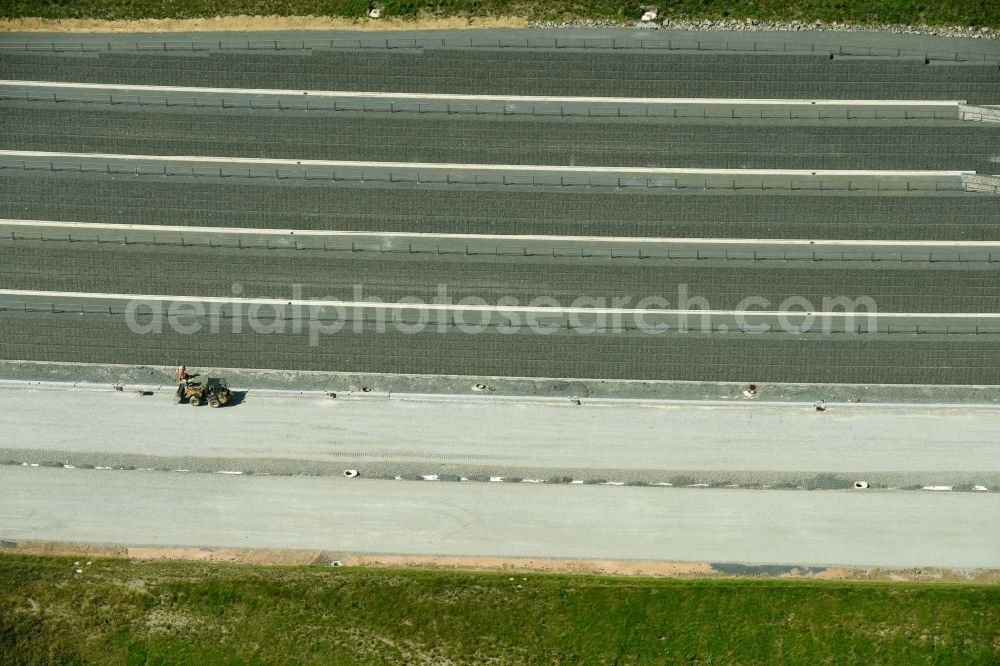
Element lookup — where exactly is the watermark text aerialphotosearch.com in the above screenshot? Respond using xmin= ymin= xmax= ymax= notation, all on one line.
xmin=125 ymin=283 xmax=880 ymax=344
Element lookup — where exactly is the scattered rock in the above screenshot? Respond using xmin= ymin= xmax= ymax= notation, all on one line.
xmin=527 ymin=18 xmax=999 ymax=39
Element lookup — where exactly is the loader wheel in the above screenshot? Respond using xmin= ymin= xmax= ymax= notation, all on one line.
xmin=209 ymin=398 xmax=221 ymax=409
xmin=189 ymin=395 xmax=201 ymax=407
xmin=219 ymin=393 xmax=230 ymax=405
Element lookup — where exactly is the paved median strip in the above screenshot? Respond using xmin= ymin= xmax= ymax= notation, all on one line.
xmin=2 ymin=462 xmax=992 ymax=494
xmin=0 ymin=150 xmax=973 ymax=177
xmin=3 ymin=218 xmax=999 ymax=248
xmin=3 ymin=289 xmax=999 ymax=320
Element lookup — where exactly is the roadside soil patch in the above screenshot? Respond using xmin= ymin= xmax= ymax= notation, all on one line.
xmin=0 ymin=15 xmax=529 ymax=33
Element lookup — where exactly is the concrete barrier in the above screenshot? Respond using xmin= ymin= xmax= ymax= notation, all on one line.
xmin=963 ymin=174 xmax=1000 ymax=193
xmin=960 ymin=105 xmax=1000 ymax=123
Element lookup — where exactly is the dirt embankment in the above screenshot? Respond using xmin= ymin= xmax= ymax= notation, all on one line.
xmin=6 ymin=542 xmax=997 ymax=583
xmin=0 ymin=15 xmax=528 ymax=33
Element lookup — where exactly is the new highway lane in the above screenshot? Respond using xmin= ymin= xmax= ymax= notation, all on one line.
xmin=3 ymin=239 xmax=998 ymax=313
xmin=2 ymin=104 xmax=995 ymax=172
xmin=2 ymin=48 xmax=998 ymax=101
xmin=0 ymin=30 xmax=998 ymax=571
xmin=2 ymin=306 xmax=998 ymax=384
xmin=2 ymin=385 xmax=998 ymax=489
xmin=2 ymin=465 xmax=997 ymax=569
xmin=2 ymin=169 xmax=996 ymax=240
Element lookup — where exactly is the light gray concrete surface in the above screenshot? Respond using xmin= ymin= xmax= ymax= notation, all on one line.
xmin=4 ymin=360 xmax=999 ymax=404
xmin=0 ymin=150 xmax=972 ymax=190
xmin=0 ymin=83 xmax=967 ymax=124
xmin=7 ymin=219 xmax=1000 ymax=257
xmin=2 ymin=385 xmax=997 ymax=487
xmin=1 ymin=465 xmax=997 ymax=568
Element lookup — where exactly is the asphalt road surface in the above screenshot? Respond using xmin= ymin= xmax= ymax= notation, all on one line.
xmin=2 ymin=172 xmax=995 ymax=240
xmin=4 ymin=104 xmax=996 ymax=172
xmin=2 ymin=308 xmax=998 ymax=384
xmin=4 ymin=240 xmax=997 ymax=313
xmin=2 ymin=465 xmax=997 ymax=568
xmin=0 ymin=40 xmax=996 ymax=384
xmin=3 ymin=50 xmax=998 ymax=102
xmin=0 ymin=29 xmax=997 ymax=571
xmin=3 ymin=386 xmax=998 ymax=487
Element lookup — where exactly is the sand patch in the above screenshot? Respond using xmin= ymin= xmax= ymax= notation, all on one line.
xmin=6 ymin=541 xmax=129 ymax=558
xmin=5 ymin=542 xmax=998 ymax=582
xmin=343 ymin=554 xmax=718 ymax=577
xmin=126 ymin=546 xmax=327 ymax=565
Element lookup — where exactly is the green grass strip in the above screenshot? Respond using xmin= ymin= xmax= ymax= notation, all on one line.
xmin=1 ymin=553 xmax=997 ymax=664
xmin=1 ymin=1 xmax=998 ymax=28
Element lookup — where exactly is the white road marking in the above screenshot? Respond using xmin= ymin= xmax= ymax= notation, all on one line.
xmin=2 ymin=218 xmax=999 ymax=247
xmin=0 ymin=150 xmax=972 ymax=177
xmin=1 ymin=288 xmax=995 ymax=318
xmin=0 ymin=80 xmax=966 ymax=106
